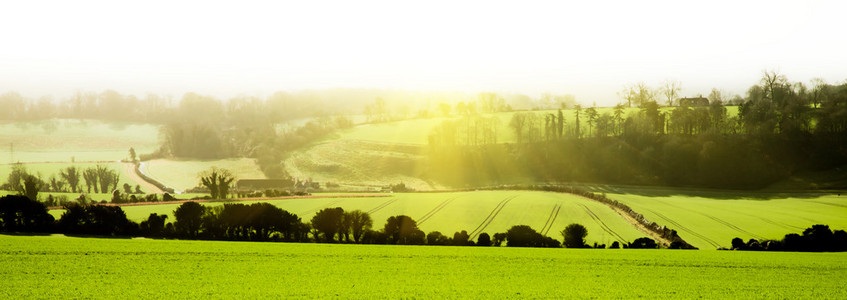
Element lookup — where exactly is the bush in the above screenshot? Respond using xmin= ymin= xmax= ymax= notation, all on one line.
xmin=629 ymin=237 xmax=658 ymax=249
xmin=562 ymin=223 xmax=588 ymax=248
xmin=0 ymin=195 xmax=55 ymax=233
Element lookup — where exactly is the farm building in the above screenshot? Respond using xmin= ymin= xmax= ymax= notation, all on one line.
xmin=236 ymin=179 xmax=295 ymax=191
xmin=677 ymin=97 xmax=709 ymax=106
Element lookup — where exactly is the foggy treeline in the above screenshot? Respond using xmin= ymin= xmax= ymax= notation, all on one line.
xmin=428 ymin=73 xmax=847 ymax=189
xmin=0 ymin=89 xmax=576 ymax=124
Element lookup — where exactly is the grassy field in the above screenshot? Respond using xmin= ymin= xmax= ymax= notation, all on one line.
xmin=0 ymin=119 xmax=159 ymax=164
xmin=584 ymin=185 xmax=847 ymax=249
xmin=141 ymin=158 xmax=266 ymax=192
xmin=1 ymin=234 xmax=844 ymax=298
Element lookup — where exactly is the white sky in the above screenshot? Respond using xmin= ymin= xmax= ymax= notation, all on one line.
xmin=1 ymin=0 xmax=846 ymax=106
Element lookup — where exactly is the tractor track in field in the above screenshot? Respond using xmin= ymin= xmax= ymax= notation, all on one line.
xmin=757 ymin=216 xmax=804 ymax=230
xmin=656 ymin=200 xmax=767 ymax=240
xmin=539 ymin=202 xmax=562 ymax=236
xmin=301 ymin=199 xmax=343 ymax=216
xmin=579 ymin=203 xmax=627 ymax=243
xmin=643 ymin=207 xmax=722 ymax=248
xmin=367 ymin=198 xmax=398 ymax=214
xmin=417 ymin=197 xmax=457 ymax=225
xmin=699 ymin=214 xmax=766 ymax=240
xmin=809 ymin=200 xmax=847 ymax=208
xmin=469 ymin=195 xmax=517 ymax=240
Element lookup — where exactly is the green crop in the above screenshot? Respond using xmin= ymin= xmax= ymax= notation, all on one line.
xmin=0 ymin=234 xmax=843 ymax=298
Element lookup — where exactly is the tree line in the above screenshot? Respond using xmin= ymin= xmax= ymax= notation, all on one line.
xmin=0 ymin=194 xmax=672 ymax=249
xmin=729 ymin=224 xmax=847 ymax=252
xmin=427 ymin=72 xmax=847 ymax=189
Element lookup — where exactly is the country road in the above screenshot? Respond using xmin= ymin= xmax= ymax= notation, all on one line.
xmin=122 ymin=162 xmax=165 ymax=194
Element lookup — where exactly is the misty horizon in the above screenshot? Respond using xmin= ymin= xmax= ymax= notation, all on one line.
xmin=3 ymin=1 xmax=846 ymax=106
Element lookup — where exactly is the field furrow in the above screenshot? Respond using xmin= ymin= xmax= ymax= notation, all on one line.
xmin=579 ymin=203 xmax=626 ymax=244
xmin=540 ymin=203 xmax=561 ymax=236
xmin=643 ymin=207 xmax=721 ymax=248
xmin=469 ymin=195 xmax=516 ymax=240
xmin=417 ymin=197 xmax=456 ymax=225
xmin=367 ymin=198 xmax=398 ymax=214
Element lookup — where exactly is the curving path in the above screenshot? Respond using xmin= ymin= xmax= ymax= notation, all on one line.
xmin=122 ymin=162 xmax=165 ymax=194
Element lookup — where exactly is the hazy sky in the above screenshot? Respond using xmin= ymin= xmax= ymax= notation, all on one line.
xmin=2 ymin=0 xmax=845 ymax=106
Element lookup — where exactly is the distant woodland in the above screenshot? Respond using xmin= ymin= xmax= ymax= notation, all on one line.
xmin=1 ymin=72 xmax=845 ymax=189
xmin=427 ymin=73 xmax=847 ymax=189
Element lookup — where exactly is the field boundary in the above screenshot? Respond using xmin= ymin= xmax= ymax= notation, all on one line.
xmin=47 ymin=193 xmax=391 ymax=210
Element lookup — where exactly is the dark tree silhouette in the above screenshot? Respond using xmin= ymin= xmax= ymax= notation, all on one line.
xmin=731 ymin=237 xmax=745 ymax=250
xmin=384 ymin=215 xmax=423 ymax=245
xmin=493 ymin=233 xmax=507 ymax=246
xmin=426 ymin=231 xmax=449 ymax=245
xmin=562 ymin=223 xmax=588 ymax=248
xmin=477 ymin=233 xmax=492 ymax=246
xmin=629 ymin=237 xmax=658 ymax=249
xmin=58 ymin=203 xmax=137 ymax=236
xmin=174 ymin=201 xmax=205 ymax=238
xmin=139 ymin=213 xmax=168 ymax=237
xmin=344 ymin=210 xmax=372 ymax=243
xmin=311 ymin=207 xmax=344 ymax=242
xmin=505 ymin=225 xmax=544 ymax=247
xmin=0 ymin=195 xmax=54 ymax=233
xmin=452 ymin=230 xmax=470 ymax=246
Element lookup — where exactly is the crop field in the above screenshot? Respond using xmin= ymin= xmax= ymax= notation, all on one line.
xmin=1 ymin=234 xmax=844 ymax=298
xmin=0 ymin=119 xmax=159 ymax=164
xmin=284 ymin=140 xmax=436 ymax=190
xmin=584 ymin=185 xmax=847 ymax=249
xmin=141 ymin=158 xmax=266 ymax=192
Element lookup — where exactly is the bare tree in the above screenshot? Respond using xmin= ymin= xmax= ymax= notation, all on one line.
xmin=509 ymin=112 xmax=528 ymax=143
xmin=618 ymin=85 xmax=636 ymax=107
xmin=661 ymin=80 xmax=682 ymax=106
xmin=707 ymin=88 xmax=726 ymax=104
xmin=810 ymin=78 xmax=827 ymax=108
xmin=761 ymin=69 xmax=788 ymax=105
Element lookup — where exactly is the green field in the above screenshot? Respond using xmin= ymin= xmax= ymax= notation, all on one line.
xmin=584 ymin=185 xmax=847 ymax=249
xmin=0 ymin=119 xmax=159 ymax=164
xmin=1 ymin=234 xmax=844 ymax=298
xmin=141 ymin=158 xmax=266 ymax=192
